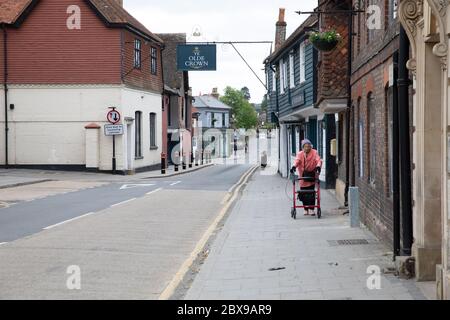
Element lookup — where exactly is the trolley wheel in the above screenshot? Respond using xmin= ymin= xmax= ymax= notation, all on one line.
xmin=291 ymin=208 xmax=297 ymax=220
xmin=317 ymin=208 xmax=322 ymax=219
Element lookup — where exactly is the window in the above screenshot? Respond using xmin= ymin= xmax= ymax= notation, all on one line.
xmin=150 ymin=113 xmax=157 ymax=148
xmin=207 ymin=112 xmax=212 ymax=127
xmin=386 ymin=87 xmax=394 ymax=194
xmin=391 ymin=0 xmax=398 ymax=20
xmin=289 ymin=54 xmax=295 ymax=88
xmin=134 ymin=39 xmax=141 ymax=69
xmin=135 ymin=111 xmax=142 ymax=158
xmin=337 ymin=114 xmax=344 ymax=163
xmin=151 ymin=47 xmax=157 ymax=75
xmin=299 ymin=42 xmax=306 ymax=83
xmin=279 ymin=60 xmax=285 ymax=94
xmin=357 ymin=98 xmax=364 ymax=178
xmin=368 ymin=93 xmax=376 ymax=184
xmin=222 ymin=113 xmax=226 ymax=127
xmin=272 ymin=69 xmax=276 ymax=92
xmin=283 ymin=60 xmax=288 ymax=90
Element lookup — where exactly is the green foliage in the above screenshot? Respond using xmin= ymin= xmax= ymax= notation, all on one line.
xmin=261 ymin=94 xmax=268 ymax=111
xmin=241 ymin=87 xmax=251 ymax=101
xmin=309 ymin=29 xmax=342 ymax=43
xmin=220 ymin=86 xmax=258 ymax=130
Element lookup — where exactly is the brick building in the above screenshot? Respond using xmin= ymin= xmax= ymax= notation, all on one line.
xmin=0 ymin=0 xmax=164 ymax=173
xmin=157 ymin=33 xmax=194 ymax=166
xmin=265 ymin=9 xmax=338 ymax=188
xmin=349 ymin=0 xmax=402 ymax=246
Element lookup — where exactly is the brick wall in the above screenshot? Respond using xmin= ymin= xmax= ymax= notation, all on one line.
xmin=350 ymin=0 xmax=402 ymax=246
xmin=316 ymin=0 xmax=351 ymax=104
xmin=121 ymin=30 xmax=163 ymax=94
xmin=0 ymin=0 xmax=122 ymax=85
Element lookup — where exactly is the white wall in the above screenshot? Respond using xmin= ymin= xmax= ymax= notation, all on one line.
xmin=0 ymin=85 xmax=162 ymax=172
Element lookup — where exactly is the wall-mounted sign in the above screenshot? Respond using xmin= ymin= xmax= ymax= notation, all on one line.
xmin=292 ymin=91 xmax=305 ymax=107
xmin=177 ymin=45 xmax=217 ymax=71
xmin=105 ymin=124 xmax=124 ymax=136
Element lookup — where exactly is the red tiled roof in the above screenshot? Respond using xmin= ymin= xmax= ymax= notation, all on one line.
xmin=88 ymin=0 xmax=163 ymax=43
xmin=0 ymin=0 xmax=32 ymax=24
xmin=0 ymin=0 xmax=163 ymax=44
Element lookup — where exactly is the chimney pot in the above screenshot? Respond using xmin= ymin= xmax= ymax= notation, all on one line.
xmin=275 ymin=8 xmax=287 ymax=51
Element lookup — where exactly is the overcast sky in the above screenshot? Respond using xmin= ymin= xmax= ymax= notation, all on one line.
xmin=124 ymin=0 xmax=317 ymax=103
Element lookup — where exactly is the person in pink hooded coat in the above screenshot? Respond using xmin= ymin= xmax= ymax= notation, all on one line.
xmin=290 ymin=139 xmax=322 ymax=216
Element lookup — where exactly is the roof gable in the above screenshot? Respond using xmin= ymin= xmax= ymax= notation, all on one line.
xmin=0 ymin=0 xmax=35 ymax=25
xmin=265 ymin=14 xmax=318 ymax=64
xmin=193 ymin=96 xmax=232 ymax=110
xmin=0 ymin=0 xmax=163 ymax=44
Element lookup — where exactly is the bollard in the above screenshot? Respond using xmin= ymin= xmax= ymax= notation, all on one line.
xmin=174 ymin=152 xmax=179 ymax=172
xmin=195 ymin=151 xmax=199 ymax=166
xmin=161 ymin=152 xmax=166 ymax=174
xmin=349 ymin=187 xmax=360 ymax=228
xmin=189 ymin=152 xmax=193 ymax=168
xmin=182 ymin=152 xmax=187 ymax=170
xmin=201 ymin=151 xmax=204 ymax=165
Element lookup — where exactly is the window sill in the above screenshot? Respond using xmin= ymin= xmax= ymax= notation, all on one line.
xmin=150 ymin=146 xmax=158 ymax=150
xmin=135 ymin=156 xmax=144 ymax=160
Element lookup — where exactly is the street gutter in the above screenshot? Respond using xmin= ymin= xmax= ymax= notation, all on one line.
xmin=0 ymin=179 xmax=53 ymax=190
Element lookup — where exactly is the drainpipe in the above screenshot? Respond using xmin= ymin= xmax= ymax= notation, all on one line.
xmin=344 ymin=11 xmax=353 ymax=206
xmin=393 ymin=51 xmax=401 ymax=258
xmin=2 ymin=24 xmax=8 ymax=168
xmin=398 ymin=26 xmax=413 ymax=256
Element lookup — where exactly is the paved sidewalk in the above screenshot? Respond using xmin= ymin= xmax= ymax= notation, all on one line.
xmin=184 ymin=171 xmax=428 ymax=300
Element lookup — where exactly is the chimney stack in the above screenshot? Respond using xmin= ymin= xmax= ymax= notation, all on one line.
xmin=275 ymin=8 xmax=287 ymax=51
xmin=211 ymin=88 xmax=220 ymax=99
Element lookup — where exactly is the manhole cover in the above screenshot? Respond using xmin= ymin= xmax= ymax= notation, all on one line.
xmin=327 ymin=239 xmax=377 ymax=246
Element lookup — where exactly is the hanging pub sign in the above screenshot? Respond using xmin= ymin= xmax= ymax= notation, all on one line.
xmin=177 ymin=45 xmax=217 ymax=71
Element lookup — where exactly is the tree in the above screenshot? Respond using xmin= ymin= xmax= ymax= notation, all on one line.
xmin=220 ymin=86 xmax=258 ymax=130
xmin=240 ymin=87 xmax=251 ymax=101
xmin=237 ymin=103 xmax=258 ymax=130
xmin=261 ymin=94 xmax=268 ymax=111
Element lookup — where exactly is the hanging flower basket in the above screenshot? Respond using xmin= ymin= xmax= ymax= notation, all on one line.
xmin=309 ymin=30 xmax=342 ymax=52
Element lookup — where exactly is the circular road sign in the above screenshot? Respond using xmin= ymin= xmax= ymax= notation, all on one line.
xmin=107 ymin=109 xmax=121 ymax=124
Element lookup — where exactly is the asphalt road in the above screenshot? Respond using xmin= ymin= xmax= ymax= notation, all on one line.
xmin=0 ymin=163 xmax=253 ymax=299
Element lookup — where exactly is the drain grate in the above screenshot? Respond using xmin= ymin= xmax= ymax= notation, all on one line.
xmin=327 ymin=239 xmax=377 ymax=246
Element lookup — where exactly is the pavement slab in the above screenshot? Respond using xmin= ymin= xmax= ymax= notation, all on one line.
xmin=184 ymin=170 xmax=430 ymax=300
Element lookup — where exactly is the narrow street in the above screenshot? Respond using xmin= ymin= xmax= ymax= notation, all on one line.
xmin=0 ymin=164 xmax=252 ymax=299
xmin=0 ymin=0 xmax=449 ymax=306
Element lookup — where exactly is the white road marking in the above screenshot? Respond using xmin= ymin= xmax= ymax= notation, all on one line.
xmin=170 ymin=181 xmax=181 ymax=186
xmin=43 ymin=212 xmax=95 ymax=230
xmin=111 ymin=198 xmax=137 ymax=207
xmin=120 ymin=184 xmax=155 ymax=190
xmin=146 ymin=188 xmax=163 ymax=195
